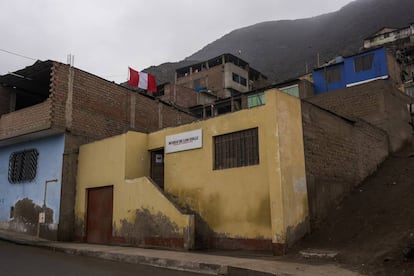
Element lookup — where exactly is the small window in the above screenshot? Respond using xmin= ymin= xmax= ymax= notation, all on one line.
xmin=232 ymin=73 xmax=240 ymax=83
xmin=279 ymin=85 xmax=299 ymax=97
xmin=324 ymin=66 xmax=341 ymax=83
xmin=247 ymin=93 xmax=265 ymax=108
xmin=214 ymin=128 xmax=259 ymax=170
xmin=8 ymin=149 xmax=39 ymax=183
xmin=354 ymin=53 xmax=375 ymax=73
xmin=240 ymin=77 xmax=247 ymax=86
xmin=232 ymin=73 xmax=247 ymax=86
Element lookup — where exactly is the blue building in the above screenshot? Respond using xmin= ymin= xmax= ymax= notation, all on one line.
xmin=0 ymin=135 xmax=64 ymax=238
xmin=313 ymin=47 xmax=392 ymax=94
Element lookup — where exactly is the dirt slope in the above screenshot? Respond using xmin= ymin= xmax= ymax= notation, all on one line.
xmin=292 ymin=141 xmax=414 ymax=275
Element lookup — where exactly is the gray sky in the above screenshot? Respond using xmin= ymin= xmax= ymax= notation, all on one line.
xmin=0 ymin=0 xmax=354 ymax=83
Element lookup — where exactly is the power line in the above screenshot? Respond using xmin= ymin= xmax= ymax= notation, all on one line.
xmin=0 ymin=48 xmax=37 ymax=61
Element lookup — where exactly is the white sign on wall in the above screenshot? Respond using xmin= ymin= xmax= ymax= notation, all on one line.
xmin=165 ymin=129 xmax=202 ymax=153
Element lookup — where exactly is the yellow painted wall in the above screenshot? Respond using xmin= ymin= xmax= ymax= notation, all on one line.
xmin=75 ymin=89 xmax=308 ymax=248
xmin=275 ymin=92 xmax=309 ymax=245
xmin=147 ymin=90 xmax=308 ymax=244
xmin=75 ymin=132 xmax=194 ymax=248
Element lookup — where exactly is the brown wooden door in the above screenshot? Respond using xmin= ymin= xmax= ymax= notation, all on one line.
xmin=86 ymin=186 xmax=113 ymax=244
xmin=150 ymin=149 xmax=164 ymax=189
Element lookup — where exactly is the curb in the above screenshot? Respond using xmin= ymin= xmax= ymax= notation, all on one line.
xmin=0 ymin=234 xmax=278 ymax=276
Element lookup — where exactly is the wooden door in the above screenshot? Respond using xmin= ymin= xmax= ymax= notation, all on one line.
xmin=86 ymin=186 xmax=113 ymax=244
xmin=150 ymin=149 xmax=164 ymax=189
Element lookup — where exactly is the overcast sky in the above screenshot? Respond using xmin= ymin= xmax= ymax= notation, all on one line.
xmin=0 ymin=0 xmax=354 ymax=83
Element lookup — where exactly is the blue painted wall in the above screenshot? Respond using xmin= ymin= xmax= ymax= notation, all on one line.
xmin=313 ymin=47 xmax=388 ymax=94
xmin=313 ymin=63 xmax=346 ymax=94
xmin=0 ymin=134 xmax=65 ymax=224
xmin=344 ymin=47 xmax=388 ymax=85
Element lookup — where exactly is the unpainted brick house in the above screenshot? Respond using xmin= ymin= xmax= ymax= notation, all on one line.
xmin=0 ymin=60 xmax=196 ymax=240
xmin=158 ymin=53 xmax=269 ymax=113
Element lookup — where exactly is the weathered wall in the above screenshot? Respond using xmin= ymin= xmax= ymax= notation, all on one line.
xmin=307 ymin=79 xmax=412 ymax=152
xmin=147 ymin=90 xmax=308 ymax=253
xmin=74 ymin=90 xmax=308 ymax=254
xmin=302 ymin=101 xmax=389 ymax=226
xmin=0 ymin=135 xmax=65 ymax=239
xmin=75 ymin=133 xmax=194 ymax=249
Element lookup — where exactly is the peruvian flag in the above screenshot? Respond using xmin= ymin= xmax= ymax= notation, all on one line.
xmin=128 ymin=67 xmax=157 ymax=93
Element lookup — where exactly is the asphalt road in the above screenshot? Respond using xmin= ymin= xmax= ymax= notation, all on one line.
xmin=0 ymin=240 xmax=208 ymax=276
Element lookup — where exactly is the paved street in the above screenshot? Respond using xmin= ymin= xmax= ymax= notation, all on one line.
xmin=0 ymin=240 xmax=208 ymax=276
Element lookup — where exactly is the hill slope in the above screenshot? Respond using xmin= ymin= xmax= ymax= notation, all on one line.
xmin=292 ymin=142 xmax=414 ymax=275
xmin=147 ymin=0 xmax=414 ymax=84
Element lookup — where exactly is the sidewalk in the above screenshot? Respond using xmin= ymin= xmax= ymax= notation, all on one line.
xmin=0 ymin=229 xmax=361 ymax=275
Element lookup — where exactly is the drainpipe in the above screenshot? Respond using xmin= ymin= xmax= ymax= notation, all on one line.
xmin=37 ymin=179 xmax=58 ymax=238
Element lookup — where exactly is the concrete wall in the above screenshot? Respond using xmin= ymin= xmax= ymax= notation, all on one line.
xmin=307 ymin=80 xmax=412 ymax=152
xmin=224 ymin=63 xmax=249 ymax=94
xmin=75 ymin=90 xmax=308 ymax=254
xmin=302 ymin=101 xmax=389 ymax=225
xmin=75 ymin=133 xmax=194 ymax=249
xmin=0 ymin=135 xmax=64 ymax=239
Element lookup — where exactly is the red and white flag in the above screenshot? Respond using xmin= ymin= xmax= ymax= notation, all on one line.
xmin=128 ymin=67 xmax=157 ymax=93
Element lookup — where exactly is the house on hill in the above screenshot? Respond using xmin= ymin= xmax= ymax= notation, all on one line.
xmin=156 ymin=53 xmax=269 ymax=112
xmin=312 ymin=47 xmax=402 ymax=94
xmin=0 ymin=60 xmax=196 ymax=241
xmin=363 ymin=24 xmax=414 ymax=49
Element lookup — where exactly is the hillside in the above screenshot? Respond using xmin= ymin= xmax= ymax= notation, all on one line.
xmin=147 ymin=0 xmax=414 ymax=84
xmin=291 ymin=143 xmax=414 ymax=275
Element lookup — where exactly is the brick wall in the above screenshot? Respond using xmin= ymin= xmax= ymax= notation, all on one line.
xmin=302 ymin=101 xmax=389 ymax=226
xmin=0 ymin=100 xmax=52 ymax=140
xmin=160 ymin=84 xmax=198 ymax=108
xmin=50 ymin=62 xmax=196 ymax=140
xmin=306 ymin=79 xmax=412 ymax=152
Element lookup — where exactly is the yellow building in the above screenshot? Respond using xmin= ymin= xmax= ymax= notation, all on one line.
xmin=75 ymin=89 xmax=309 ymax=254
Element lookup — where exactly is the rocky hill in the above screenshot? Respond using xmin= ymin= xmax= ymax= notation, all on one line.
xmin=147 ymin=0 xmax=414 ymax=84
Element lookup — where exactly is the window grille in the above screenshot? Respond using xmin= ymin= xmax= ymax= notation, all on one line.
xmin=214 ymin=128 xmax=259 ymax=170
xmin=8 ymin=149 xmax=39 ymax=183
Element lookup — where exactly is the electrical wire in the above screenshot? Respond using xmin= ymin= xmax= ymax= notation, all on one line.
xmin=0 ymin=48 xmax=37 ymax=61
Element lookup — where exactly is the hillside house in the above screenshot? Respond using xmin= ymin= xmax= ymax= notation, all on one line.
xmin=0 ymin=60 xmax=196 ymax=240
xmin=363 ymin=24 xmax=414 ymax=49
xmin=312 ymin=47 xmax=402 ymax=94
xmin=157 ymin=53 xmax=269 ymax=110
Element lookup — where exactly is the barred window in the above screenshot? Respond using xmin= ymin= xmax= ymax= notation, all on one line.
xmin=354 ymin=53 xmax=374 ymax=72
xmin=8 ymin=149 xmax=39 ymax=183
xmin=214 ymin=128 xmax=259 ymax=170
